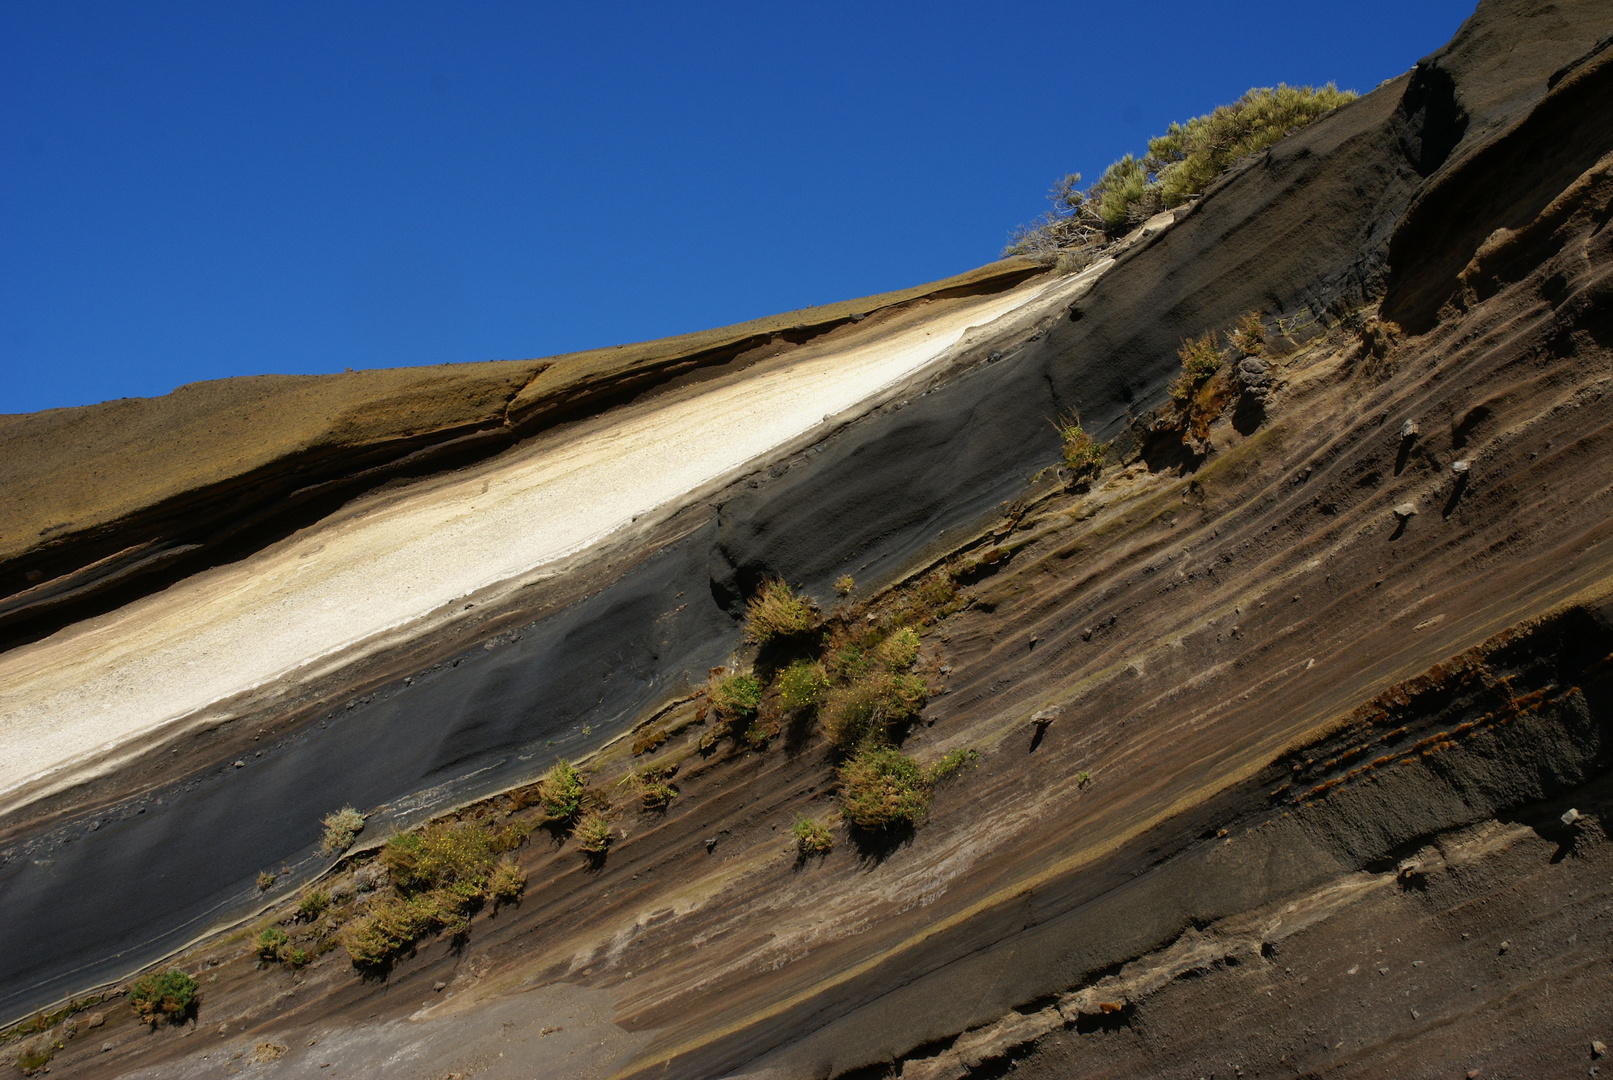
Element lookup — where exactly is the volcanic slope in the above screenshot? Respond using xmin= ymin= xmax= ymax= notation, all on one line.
xmin=4 ymin=1 xmax=1613 ymax=1078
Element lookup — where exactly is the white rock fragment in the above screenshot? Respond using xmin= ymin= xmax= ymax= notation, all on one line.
xmin=1561 ymin=807 xmax=1582 ymax=826
xmin=1400 ymin=420 xmax=1419 ymax=438
xmin=1393 ymin=503 xmax=1418 ymax=519
xmin=1452 ymin=460 xmax=1470 ymax=474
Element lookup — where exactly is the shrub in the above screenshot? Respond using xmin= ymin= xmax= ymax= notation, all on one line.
xmin=838 ymin=748 xmax=931 ymax=829
xmin=1230 ymin=311 xmax=1264 ymax=355
xmin=1090 ymin=153 xmax=1153 ymax=227
xmin=488 ymin=857 xmax=526 ymax=904
xmin=929 ymin=747 xmax=979 ymax=782
xmin=254 ymin=927 xmax=288 ymax=961
xmin=1007 ymin=84 xmax=1356 ymax=251
xmin=1054 ymin=413 xmax=1106 ymax=482
xmin=709 ymin=672 xmax=763 ymax=723
xmin=820 ymin=680 xmax=881 ymax=749
xmin=1177 ymin=333 xmax=1222 ymax=382
xmin=1147 ymin=84 xmax=1356 ymax=209
xmin=744 ymin=579 xmax=817 ymax=643
xmin=336 ymin=815 xmax=536 ymax=967
xmin=791 ymin=814 xmax=834 ymax=855
xmin=381 ymin=821 xmax=496 ymax=896
xmin=256 ymin=871 xmax=276 ymax=891
xmin=821 ymin=672 xmax=927 ymax=750
xmin=127 ymin=969 xmax=198 ymax=1026
xmin=876 ymin=627 xmax=921 ymax=671
xmin=827 ymin=643 xmax=871 ymax=683
xmin=1170 ymin=334 xmax=1222 ymax=404
xmin=630 ymin=764 xmax=678 ymax=809
xmin=540 ymin=760 xmax=586 ymax=822
xmin=1076 ymin=770 xmax=1092 ymax=788
xmin=297 ymin=890 xmax=329 ymax=920
xmin=319 ymin=806 xmax=365 ymax=855
xmin=834 ymin=574 xmax=855 ymax=596
xmin=776 ymin=659 xmax=829 ymax=711
xmin=574 ymin=812 xmax=613 ymax=854
xmin=282 ymin=947 xmax=309 ymax=969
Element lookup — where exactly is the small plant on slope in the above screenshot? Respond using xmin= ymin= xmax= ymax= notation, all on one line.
xmin=744 ymin=579 xmax=817 ymax=643
xmin=776 ymin=659 xmax=829 ymax=711
xmin=319 ymin=806 xmax=365 ymax=855
xmin=540 ymin=759 xmax=586 ymax=822
xmin=574 ymin=812 xmax=614 ymax=854
xmin=1230 ymin=310 xmax=1265 ymax=355
xmin=1053 ymin=413 xmax=1107 ymax=484
xmin=792 ymin=814 xmax=834 ymax=855
xmin=127 ymin=969 xmax=198 ymax=1026
xmin=838 ymin=747 xmax=931 ymax=830
xmin=708 ymin=672 xmax=763 ymax=723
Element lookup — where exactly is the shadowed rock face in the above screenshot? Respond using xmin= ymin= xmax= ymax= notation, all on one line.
xmin=4 ymin=2 xmax=1613 ymax=1078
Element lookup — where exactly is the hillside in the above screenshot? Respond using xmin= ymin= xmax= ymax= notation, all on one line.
xmin=2 ymin=2 xmax=1612 ymax=1078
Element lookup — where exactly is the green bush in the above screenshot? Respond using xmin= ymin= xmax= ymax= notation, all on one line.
xmin=254 ymin=927 xmax=288 ymax=961
xmin=744 ymin=579 xmax=817 ymax=643
xmin=791 ymin=814 xmax=834 ymax=854
xmin=1054 ymin=413 xmax=1107 ymax=481
xmin=1008 ymin=83 xmax=1357 ymax=250
xmin=709 ymin=672 xmax=763 ymax=723
xmin=1171 ymin=333 xmax=1223 ymax=403
xmin=876 ymin=627 xmax=921 ymax=671
xmin=827 ymin=643 xmax=871 ymax=683
xmin=838 ymin=748 xmax=931 ymax=829
xmin=297 ymin=890 xmax=329 ymax=920
xmin=540 ymin=760 xmax=586 ymax=822
xmin=488 ymin=857 xmax=526 ymax=903
xmin=833 ymin=574 xmax=855 ymax=596
xmin=319 ymin=806 xmax=365 ymax=855
xmin=929 ymin=747 xmax=979 ymax=782
xmin=1148 ymin=83 xmax=1356 ymax=209
xmin=630 ymin=763 xmax=679 ymax=809
xmin=821 ymin=671 xmax=927 ymax=750
xmin=127 ymin=969 xmax=198 ymax=1026
xmin=1230 ymin=311 xmax=1265 ymax=356
xmin=574 ymin=812 xmax=613 ymax=854
xmin=776 ymin=659 xmax=829 ymax=710
xmin=339 ymin=817 xmax=526 ymax=968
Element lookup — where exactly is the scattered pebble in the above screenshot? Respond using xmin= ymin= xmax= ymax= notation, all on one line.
xmin=1594 ymin=1040 xmax=1607 ymax=1058
xmin=433 ymin=981 xmax=446 ymax=993
xmin=1498 ymin=941 xmax=1510 ymax=954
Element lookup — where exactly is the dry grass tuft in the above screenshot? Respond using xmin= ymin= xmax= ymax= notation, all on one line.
xmin=744 ymin=579 xmax=818 ymax=643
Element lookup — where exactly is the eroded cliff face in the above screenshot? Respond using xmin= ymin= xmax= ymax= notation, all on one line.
xmin=3 ymin=2 xmax=1613 ymax=1078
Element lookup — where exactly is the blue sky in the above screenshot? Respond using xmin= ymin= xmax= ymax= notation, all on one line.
xmin=2 ymin=1 xmax=1477 ymax=415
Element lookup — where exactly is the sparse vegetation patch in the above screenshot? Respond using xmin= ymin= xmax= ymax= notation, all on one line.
xmin=127 ymin=969 xmax=198 ymax=1026
xmin=1054 ymin=413 xmax=1107 ymax=485
xmin=1007 ymin=84 xmax=1356 ymax=255
xmin=792 ymin=814 xmax=834 ymax=855
xmin=338 ymin=816 xmax=528 ymax=969
xmin=540 ymin=760 xmax=586 ymax=823
xmin=838 ymin=747 xmax=931 ymax=830
xmin=319 ymin=806 xmax=365 ymax=854
xmin=744 ymin=579 xmax=818 ymax=643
